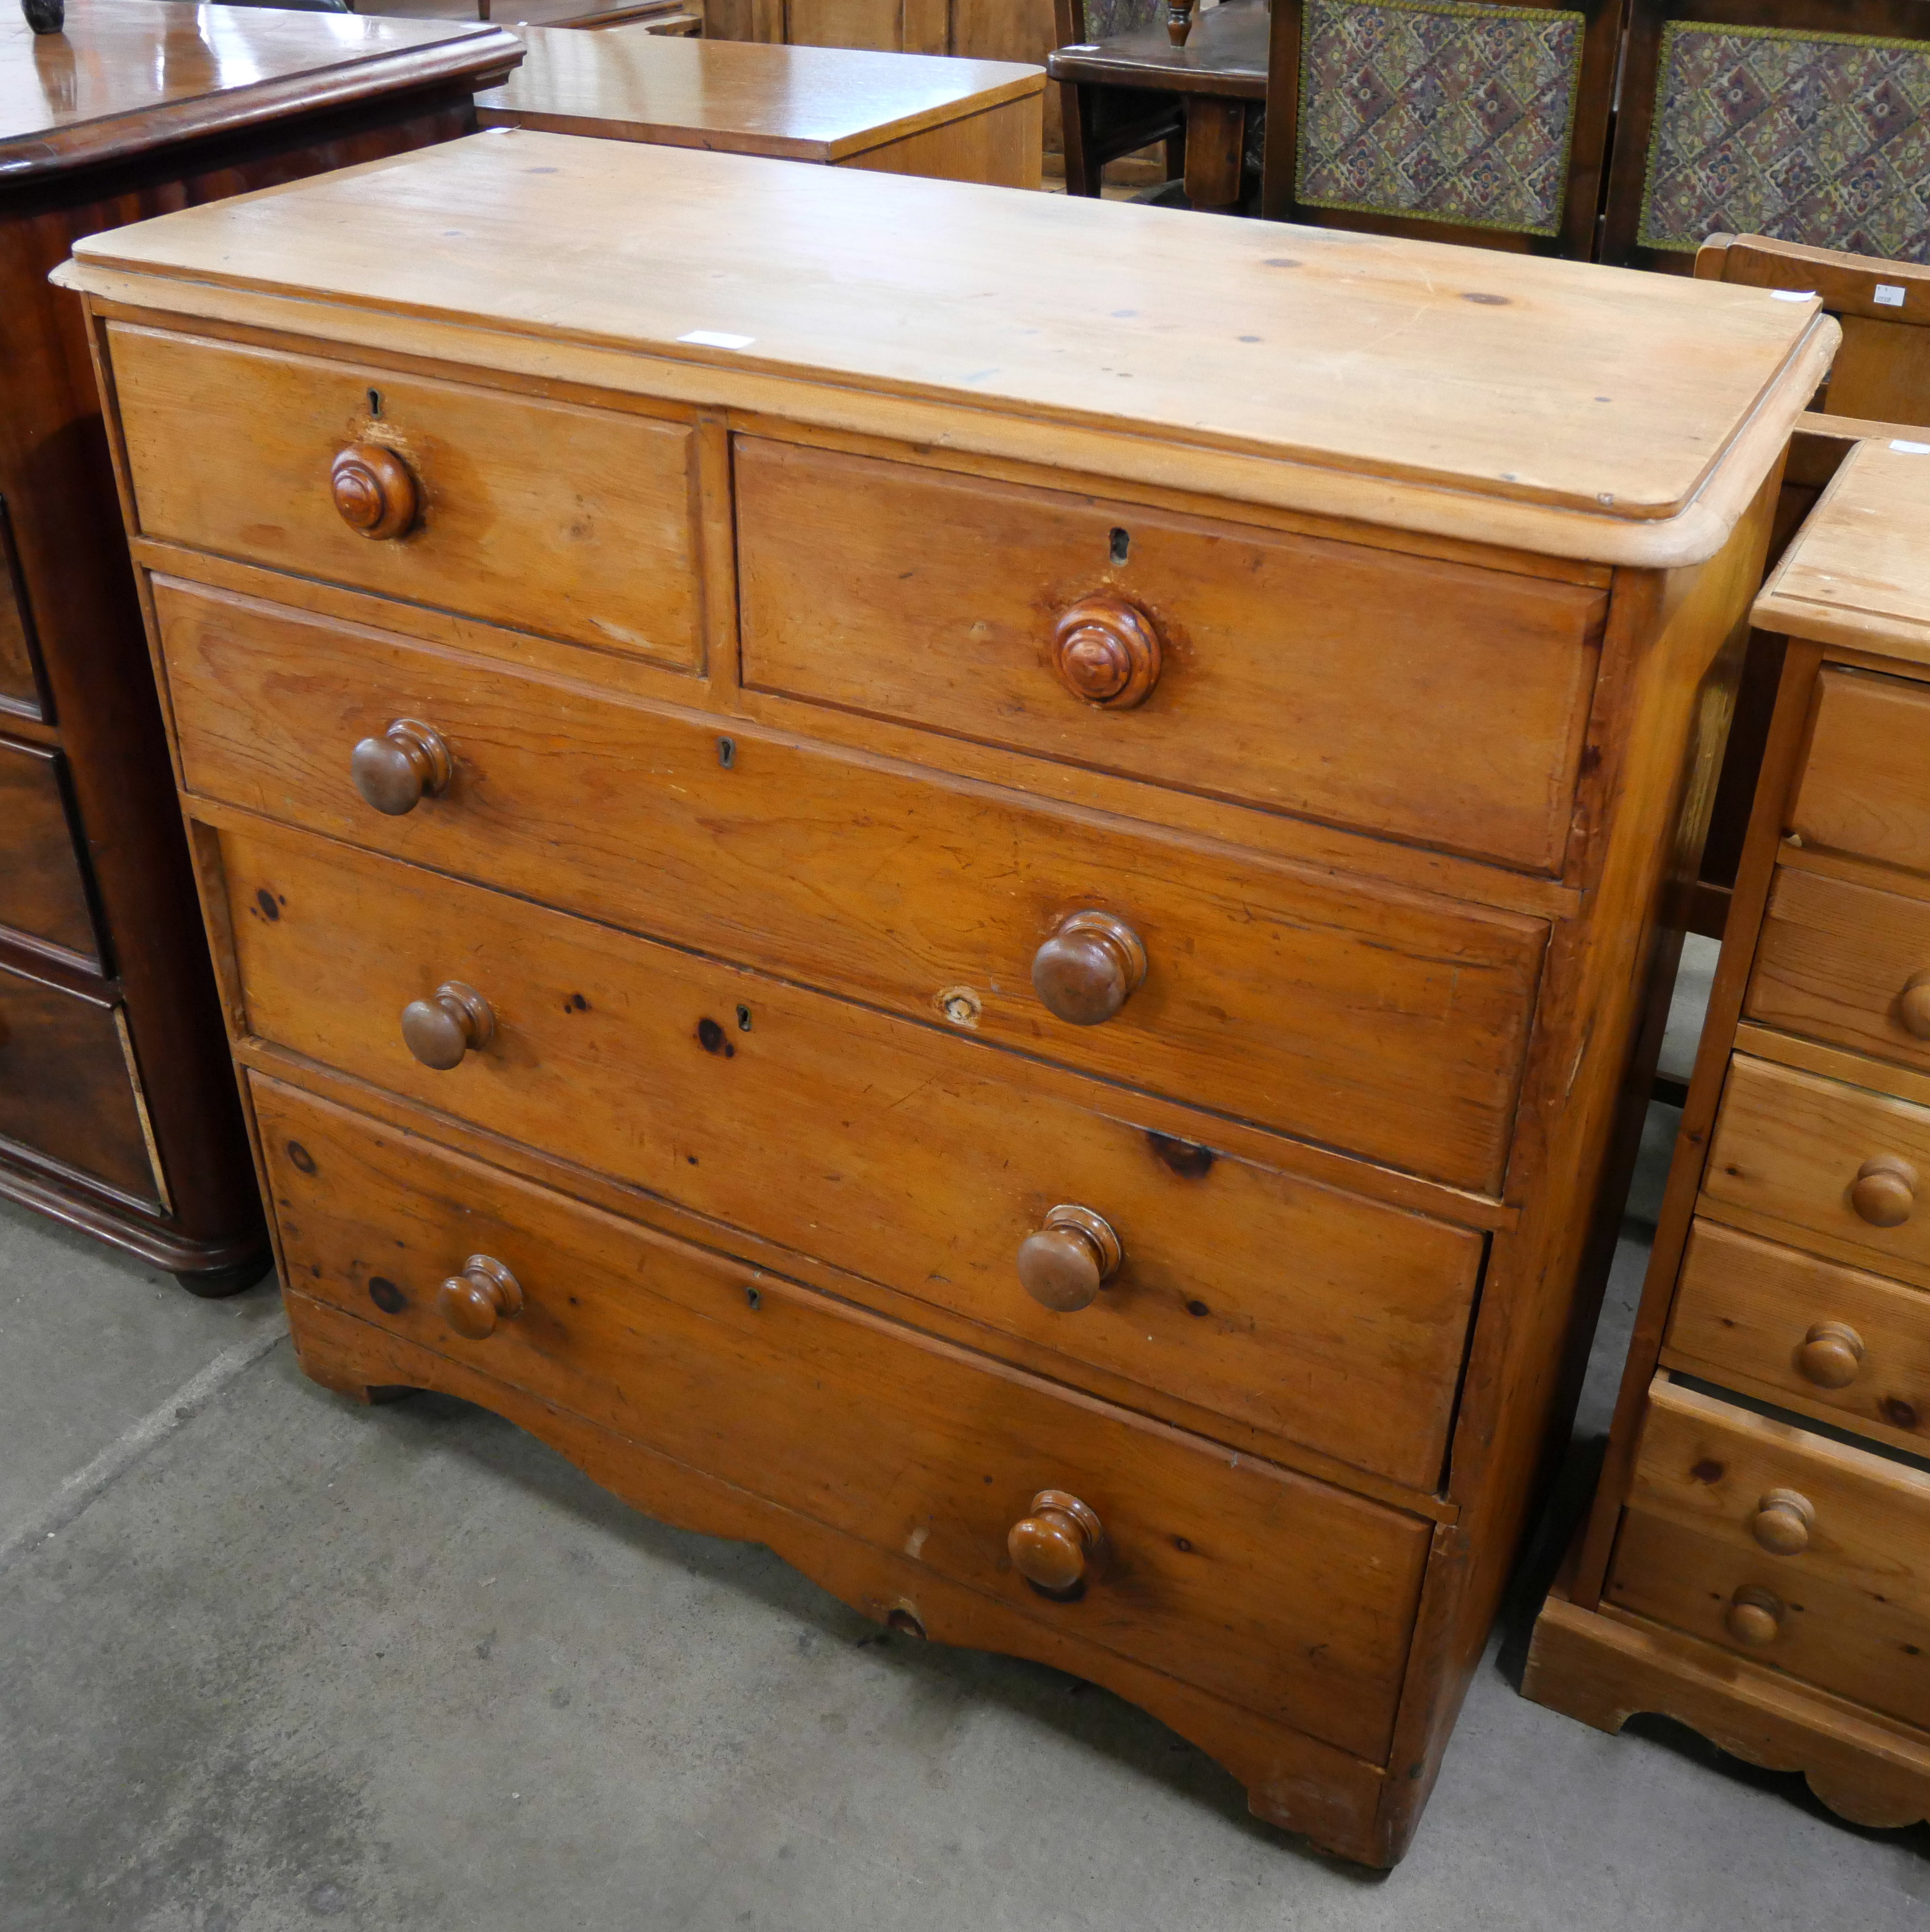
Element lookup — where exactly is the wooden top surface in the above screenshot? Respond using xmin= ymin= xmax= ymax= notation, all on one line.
xmin=59 ymin=131 xmax=1834 ymax=564
xmin=474 ymin=30 xmax=1042 ymax=159
xmin=1 ymin=0 xmax=519 ymax=182
xmin=1756 ymin=437 xmax=1930 ymax=663
xmin=1048 ymin=0 xmax=1266 ymax=99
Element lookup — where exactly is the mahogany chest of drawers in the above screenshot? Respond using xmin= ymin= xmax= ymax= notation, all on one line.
xmin=56 ymin=135 xmax=1828 ymax=1861
xmin=1528 ymin=438 xmax=1930 ymax=1832
xmin=0 ymin=0 xmax=519 ymax=1287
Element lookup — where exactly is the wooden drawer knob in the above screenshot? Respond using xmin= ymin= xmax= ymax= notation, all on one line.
xmin=1051 ymin=594 xmax=1162 ymax=709
xmin=331 ymin=442 xmax=418 ymax=540
xmin=1032 ymin=911 xmax=1147 ymax=1026
xmin=1901 ymin=970 xmax=1930 ymax=1039
xmin=1798 ymin=1320 xmax=1866 ymax=1388
xmin=351 ymin=718 xmax=451 ymax=816
xmin=1852 ymin=1154 xmax=1918 ymax=1227
xmin=401 ymin=980 xmax=494 ymax=1069
xmin=1008 ymin=1489 xmax=1105 ymax=1593
xmin=1724 ymin=1585 xmax=1785 ymax=1647
xmin=1016 ymin=1204 xmax=1121 ymax=1313
xmin=1750 ymin=1488 xmax=1816 ymax=1556
xmin=437 ymin=1254 xmax=523 ymax=1339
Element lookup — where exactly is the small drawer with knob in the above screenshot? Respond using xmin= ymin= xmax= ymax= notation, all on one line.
xmin=108 ymin=323 xmax=703 ymax=671
xmin=1606 ymin=1376 xmax=1930 ymax=1728
xmin=217 ymin=815 xmax=1488 ymax=1492
xmin=734 ymin=436 xmax=1607 ymax=874
xmin=255 ymin=1073 xmax=1432 ymax=1766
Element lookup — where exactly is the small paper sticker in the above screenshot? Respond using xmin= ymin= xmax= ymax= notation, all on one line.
xmin=1890 ymin=440 xmax=1930 ymax=455
xmin=678 ymin=330 xmax=755 ymax=350
xmin=1770 ymin=288 xmax=1817 ymax=302
xmin=1876 ymin=283 xmax=1908 ymax=307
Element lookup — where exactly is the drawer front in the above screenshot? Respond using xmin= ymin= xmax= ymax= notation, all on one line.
xmin=1667 ymin=1221 xmax=1930 ymax=1450
xmin=0 ymin=961 xmax=156 ymax=1206
xmin=0 ymin=508 xmax=39 ymax=714
xmin=0 ymin=737 xmax=98 ymax=961
xmin=220 ymin=820 xmax=1486 ymax=1493
xmin=1749 ymin=864 xmax=1930 ymax=1075
xmin=1609 ymin=1377 xmax=1930 ymax=1727
xmin=1793 ymin=666 xmax=1930 ymax=877
xmin=158 ymin=577 xmax=1544 ymax=1195
xmin=1704 ymin=1054 xmax=1930 ymax=1272
xmin=254 ymin=1075 xmax=1432 ymax=1764
xmin=735 ymin=438 xmax=1605 ymax=874
xmin=110 ymin=325 xmax=702 ymax=672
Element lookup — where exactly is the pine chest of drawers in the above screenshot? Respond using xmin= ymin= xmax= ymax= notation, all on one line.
xmin=55 ymin=134 xmax=1830 ymax=1863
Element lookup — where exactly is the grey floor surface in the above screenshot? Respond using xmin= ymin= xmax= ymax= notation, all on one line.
xmin=5 ymin=939 xmax=1929 ymax=1928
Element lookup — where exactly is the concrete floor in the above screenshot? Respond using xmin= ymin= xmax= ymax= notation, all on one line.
xmin=5 ymin=939 xmax=1928 ymax=1928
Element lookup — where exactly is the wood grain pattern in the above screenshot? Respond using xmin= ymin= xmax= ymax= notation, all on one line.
xmin=1665 ymin=1219 xmax=1930 ymax=1456
xmin=219 ymin=815 xmax=1488 ymax=1492
xmin=155 ymin=575 xmax=1545 ymax=1196
xmin=0 ymin=502 xmax=39 ymax=714
xmin=254 ymin=1074 xmax=1432 ymax=1763
xmin=111 ymin=324 xmax=704 ymax=672
xmin=735 ymin=436 xmax=1606 ymax=874
xmin=0 ymin=736 xmax=98 ymax=962
xmin=840 ymin=94 xmax=1042 ymax=187
xmin=1793 ymin=666 xmax=1930 ymax=876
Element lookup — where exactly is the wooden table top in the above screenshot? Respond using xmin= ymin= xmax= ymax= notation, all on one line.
xmin=362 ymin=0 xmax=689 ymax=27
xmin=58 ymin=128 xmax=1835 ymax=565
xmin=1048 ymin=0 xmax=1265 ymax=99
xmin=1 ymin=0 xmax=519 ymax=182
xmin=1756 ymin=437 xmax=1930 ymax=662
xmin=475 ymin=31 xmax=1042 ymax=159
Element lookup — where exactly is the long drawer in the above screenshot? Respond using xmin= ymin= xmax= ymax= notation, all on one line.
xmin=111 ymin=326 xmax=703 ymax=672
xmin=1608 ymin=1377 xmax=1930 ymax=1728
xmin=217 ymin=817 xmax=1486 ymax=1492
xmin=253 ymin=1074 xmax=1432 ymax=1765
xmin=735 ymin=436 xmax=1606 ymax=874
xmin=157 ymin=574 xmax=1544 ymax=1195
xmin=1666 ymin=1220 xmax=1930 ymax=1450
xmin=0 ymin=735 xmax=98 ymax=962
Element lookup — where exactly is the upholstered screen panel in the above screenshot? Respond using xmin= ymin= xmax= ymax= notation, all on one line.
xmin=1296 ymin=0 xmax=1586 ymax=235
xmin=1638 ymin=24 xmax=1930 ymax=261
xmin=1081 ymin=0 xmax=1167 ymax=39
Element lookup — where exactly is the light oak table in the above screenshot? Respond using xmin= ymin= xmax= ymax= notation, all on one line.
xmin=476 ymin=30 xmax=1043 ymax=183
xmin=58 ymin=132 xmax=1830 ymax=1862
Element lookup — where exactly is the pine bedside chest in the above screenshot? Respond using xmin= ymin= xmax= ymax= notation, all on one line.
xmin=55 ymin=136 xmax=1831 ymax=1862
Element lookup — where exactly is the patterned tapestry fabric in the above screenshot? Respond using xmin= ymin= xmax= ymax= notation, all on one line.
xmin=1296 ymin=0 xmax=1585 ymax=234
xmin=1638 ymin=24 xmax=1930 ymax=261
xmin=1082 ymin=0 xmax=1166 ymax=38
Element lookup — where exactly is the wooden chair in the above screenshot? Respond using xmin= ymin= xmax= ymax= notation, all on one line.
xmin=1258 ymin=0 xmax=1619 ymax=256
xmin=1602 ymin=0 xmax=1930 ymax=272
xmin=1053 ymin=0 xmax=1185 ymax=196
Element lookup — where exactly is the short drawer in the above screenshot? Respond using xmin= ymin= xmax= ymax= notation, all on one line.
xmin=1749 ymin=865 xmax=1930 ymax=1075
xmin=735 ymin=438 xmax=1606 ymax=874
xmin=1607 ymin=1377 xmax=1930 ymax=1730
xmin=157 ymin=576 xmax=1543 ymax=1195
xmin=255 ymin=1075 xmax=1432 ymax=1765
xmin=0 ymin=960 xmax=156 ymax=1207
xmin=1666 ymin=1221 xmax=1930 ymax=1450
xmin=218 ymin=819 xmax=1487 ymax=1494
xmin=0 ymin=736 xmax=98 ymax=961
xmin=1792 ymin=666 xmax=1930 ymax=877
xmin=1706 ymin=1055 xmax=1930 ymax=1273
xmin=110 ymin=325 xmax=702 ymax=672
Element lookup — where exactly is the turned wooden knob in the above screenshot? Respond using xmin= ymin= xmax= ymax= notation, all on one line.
xmin=1724 ymin=1585 xmax=1785 ymax=1647
xmin=436 ymin=1254 xmax=523 ymax=1339
xmin=1750 ymin=1488 xmax=1816 ymax=1556
xmin=1798 ymin=1320 xmax=1866 ymax=1388
xmin=351 ymin=718 xmax=452 ymax=815
xmin=401 ymin=981 xmax=494 ymax=1070
xmin=1016 ymin=1204 xmax=1121 ymax=1313
xmin=1050 ymin=594 xmax=1162 ymax=709
xmin=1008 ymin=1489 xmax=1105 ymax=1592
xmin=1852 ymin=1154 xmax=1918 ymax=1227
xmin=1032 ymin=911 xmax=1147 ymax=1025
xmin=1901 ymin=971 xmax=1930 ymax=1039
xmin=331 ymin=442 xmax=417 ymax=540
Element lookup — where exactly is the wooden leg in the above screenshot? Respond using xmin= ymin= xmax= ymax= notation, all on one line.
xmin=1181 ymin=96 xmax=1244 ymax=211
xmin=1060 ymin=81 xmax=1099 ymax=198
xmin=1166 ymin=0 xmax=1197 ymax=41
xmin=1164 ymin=122 xmax=1187 ymax=184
